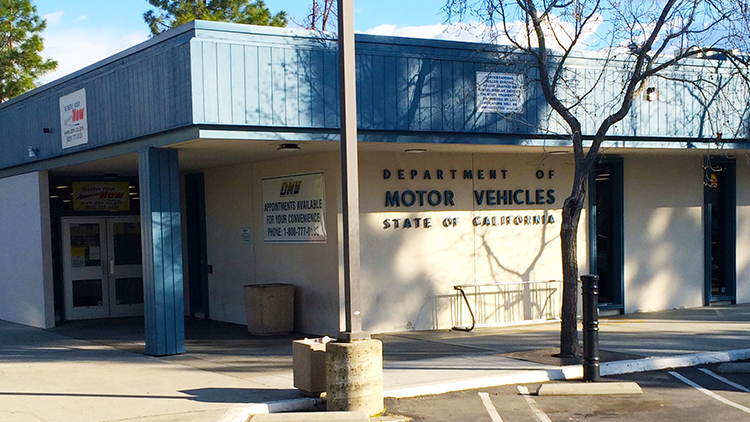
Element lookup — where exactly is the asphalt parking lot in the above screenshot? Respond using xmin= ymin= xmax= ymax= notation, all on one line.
xmin=384 ymin=363 xmax=750 ymax=421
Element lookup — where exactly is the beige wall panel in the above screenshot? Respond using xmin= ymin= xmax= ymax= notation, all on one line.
xmin=472 ymin=154 xmax=580 ymax=325
xmin=737 ymin=157 xmax=750 ymax=303
xmin=204 ymin=164 xmax=256 ymax=324
xmin=623 ymin=155 xmax=704 ymax=312
xmin=0 ymin=171 xmax=54 ymax=328
xmin=471 ymin=153 xmax=575 ymax=281
xmin=359 ymin=152 xmax=584 ymax=332
xmin=359 ymin=152 xmax=475 ymax=332
xmin=252 ymin=152 xmax=341 ymax=336
xmin=204 ymin=152 xmax=341 ymax=336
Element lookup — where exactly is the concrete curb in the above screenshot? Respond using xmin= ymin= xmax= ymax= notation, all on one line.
xmin=536 ymin=381 xmax=643 ymax=396
xmin=717 ymin=362 xmax=750 ymax=373
xmin=219 ymin=398 xmax=325 ymax=422
xmin=220 ymin=348 xmax=750 ymax=420
xmin=599 ymin=348 xmax=750 ymax=376
xmin=249 ymin=411 xmax=368 ymax=421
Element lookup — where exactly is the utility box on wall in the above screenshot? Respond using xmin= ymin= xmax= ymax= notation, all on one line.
xmin=243 ymin=283 xmax=294 ymax=335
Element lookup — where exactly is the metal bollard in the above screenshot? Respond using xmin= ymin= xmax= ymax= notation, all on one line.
xmin=581 ymin=274 xmax=600 ymax=381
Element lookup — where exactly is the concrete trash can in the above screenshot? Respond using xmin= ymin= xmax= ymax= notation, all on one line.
xmin=293 ymin=337 xmax=331 ymax=397
xmin=244 ymin=283 xmax=294 ymax=335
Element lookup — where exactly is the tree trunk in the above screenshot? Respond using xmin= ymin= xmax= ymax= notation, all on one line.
xmin=559 ymin=164 xmax=588 ymax=358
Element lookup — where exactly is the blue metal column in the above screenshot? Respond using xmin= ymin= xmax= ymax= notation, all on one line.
xmin=139 ymin=147 xmax=185 ymax=356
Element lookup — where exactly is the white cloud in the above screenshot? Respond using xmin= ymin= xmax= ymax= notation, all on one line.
xmin=43 ymin=11 xmax=64 ymax=26
xmin=39 ymin=27 xmax=149 ymax=85
xmin=505 ymin=13 xmax=603 ymax=49
xmin=361 ymin=14 xmax=603 ymax=50
xmin=361 ymin=21 xmax=490 ymax=43
xmin=76 ymin=15 xmax=87 ymax=22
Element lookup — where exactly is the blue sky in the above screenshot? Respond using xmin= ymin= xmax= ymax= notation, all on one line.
xmin=33 ymin=0 xmax=472 ymax=84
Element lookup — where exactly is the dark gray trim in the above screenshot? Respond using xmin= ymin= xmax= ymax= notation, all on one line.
xmin=703 ymin=156 xmax=737 ymax=304
xmin=588 ymin=156 xmax=624 ymax=311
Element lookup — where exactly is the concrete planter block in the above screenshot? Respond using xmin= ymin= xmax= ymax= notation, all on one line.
xmin=325 ymin=339 xmax=384 ymax=416
xmin=293 ymin=339 xmax=328 ymax=396
xmin=244 ymin=284 xmax=294 ymax=335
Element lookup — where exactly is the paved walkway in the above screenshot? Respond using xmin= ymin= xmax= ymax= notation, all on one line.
xmin=2 ymin=304 xmax=750 ymax=421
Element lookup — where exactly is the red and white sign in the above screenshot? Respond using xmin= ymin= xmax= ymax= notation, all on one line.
xmin=60 ymin=89 xmax=88 ymax=149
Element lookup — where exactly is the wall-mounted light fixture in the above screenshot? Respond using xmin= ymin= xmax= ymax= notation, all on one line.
xmin=646 ymin=87 xmax=658 ymax=102
xmin=405 ymin=148 xmax=427 ymax=153
xmin=277 ymin=143 xmax=300 ymax=151
xmin=548 ymin=150 xmax=569 ymax=155
xmin=43 ymin=128 xmax=51 ymax=134
xmin=28 ymin=147 xmax=39 ymax=159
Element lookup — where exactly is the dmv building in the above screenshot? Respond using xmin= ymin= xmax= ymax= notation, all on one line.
xmin=0 ymin=21 xmax=748 ymax=355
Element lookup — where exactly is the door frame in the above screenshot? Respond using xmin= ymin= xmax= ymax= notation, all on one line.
xmin=703 ymin=156 xmax=736 ymax=304
xmin=588 ymin=157 xmax=624 ymax=311
xmin=62 ymin=217 xmax=109 ymax=320
xmin=185 ymin=172 xmax=210 ymax=319
xmin=106 ymin=216 xmax=144 ymax=317
xmin=62 ymin=216 xmax=143 ymax=320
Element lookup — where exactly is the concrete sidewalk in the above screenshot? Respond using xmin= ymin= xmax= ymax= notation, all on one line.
xmin=2 ymin=304 xmax=750 ymax=421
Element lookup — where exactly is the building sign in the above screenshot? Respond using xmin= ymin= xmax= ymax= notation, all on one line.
xmin=59 ymin=89 xmax=88 ymax=149
xmin=262 ymin=172 xmax=327 ymax=243
xmin=476 ymin=72 xmax=524 ymax=113
xmin=72 ymin=182 xmax=130 ymax=212
xmin=381 ymin=167 xmax=558 ymax=230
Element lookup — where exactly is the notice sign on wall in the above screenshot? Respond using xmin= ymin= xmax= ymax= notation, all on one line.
xmin=262 ymin=172 xmax=327 ymax=243
xmin=72 ymin=182 xmax=131 ymax=212
xmin=476 ymin=72 xmax=524 ymax=113
xmin=59 ymin=88 xmax=88 ymax=149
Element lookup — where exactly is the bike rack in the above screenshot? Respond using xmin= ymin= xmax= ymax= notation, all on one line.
xmin=451 ymin=280 xmax=561 ymax=332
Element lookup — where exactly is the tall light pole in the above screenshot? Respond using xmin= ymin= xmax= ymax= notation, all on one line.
xmin=325 ymin=0 xmax=384 ymax=415
xmin=336 ymin=0 xmax=366 ymax=342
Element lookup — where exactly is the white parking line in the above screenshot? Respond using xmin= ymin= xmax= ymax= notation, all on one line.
xmin=478 ymin=392 xmax=503 ymax=422
xmin=698 ymin=368 xmax=750 ymax=393
xmin=517 ymin=386 xmax=552 ymax=422
xmin=669 ymin=371 xmax=750 ymax=414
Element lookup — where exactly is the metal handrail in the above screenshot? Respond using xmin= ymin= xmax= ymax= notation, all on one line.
xmin=451 ymin=280 xmax=561 ymax=332
xmin=452 ymin=286 xmax=475 ymax=332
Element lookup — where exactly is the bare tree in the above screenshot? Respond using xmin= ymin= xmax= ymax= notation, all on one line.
xmin=446 ymin=0 xmax=750 ymax=358
xmin=304 ymin=0 xmax=337 ymax=32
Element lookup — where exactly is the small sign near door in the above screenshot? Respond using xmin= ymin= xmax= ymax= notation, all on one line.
xmin=71 ymin=247 xmax=85 ymax=267
xmin=240 ymin=227 xmax=252 ymax=244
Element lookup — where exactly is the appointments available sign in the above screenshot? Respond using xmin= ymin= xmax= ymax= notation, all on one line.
xmin=476 ymin=72 xmax=524 ymax=113
xmin=262 ymin=172 xmax=327 ymax=243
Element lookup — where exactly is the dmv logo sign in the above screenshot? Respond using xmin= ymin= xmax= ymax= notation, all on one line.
xmin=279 ymin=180 xmax=302 ymax=196
xmin=59 ymin=89 xmax=88 ymax=149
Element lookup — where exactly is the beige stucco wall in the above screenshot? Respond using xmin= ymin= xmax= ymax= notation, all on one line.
xmin=359 ymin=151 xmax=585 ymax=333
xmin=0 ymin=171 xmax=54 ymax=328
xmin=203 ymin=152 xmax=341 ymax=336
xmin=199 ymin=148 xmax=736 ymax=336
xmin=622 ymin=154 xmax=704 ymax=313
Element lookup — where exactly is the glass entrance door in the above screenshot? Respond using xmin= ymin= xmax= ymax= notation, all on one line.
xmin=588 ymin=159 xmax=624 ymax=310
xmin=704 ymin=157 xmax=736 ymax=303
xmin=63 ymin=219 xmax=108 ymax=320
xmin=63 ymin=217 xmax=143 ymax=320
xmin=107 ymin=218 xmax=144 ymax=317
